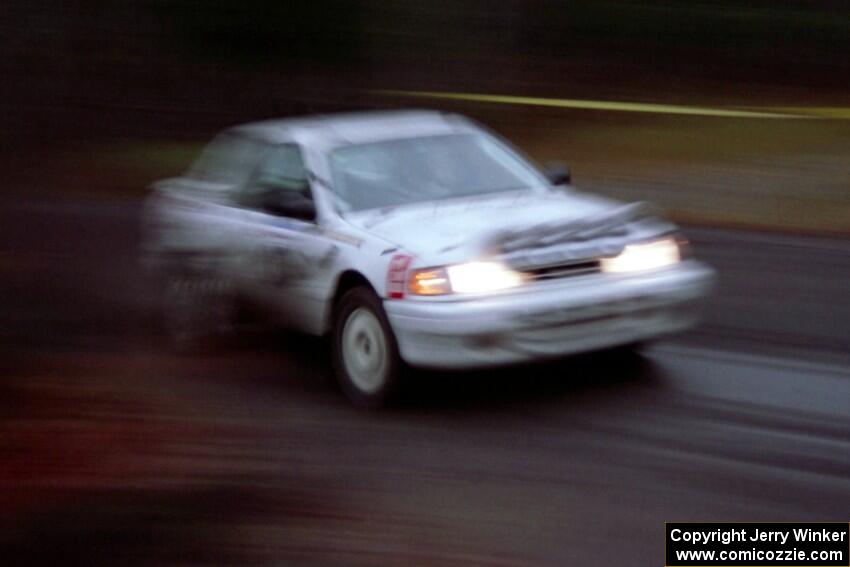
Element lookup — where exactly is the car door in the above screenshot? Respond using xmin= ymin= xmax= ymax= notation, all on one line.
xmin=232 ymin=143 xmax=338 ymax=333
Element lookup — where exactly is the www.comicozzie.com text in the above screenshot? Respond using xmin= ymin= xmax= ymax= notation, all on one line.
xmin=670 ymin=527 xmax=847 ymax=546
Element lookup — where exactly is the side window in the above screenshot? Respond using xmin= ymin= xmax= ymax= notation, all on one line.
xmin=238 ymin=145 xmax=314 ymax=219
xmin=252 ymin=145 xmax=308 ymax=194
xmin=189 ymin=132 xmax=267 ymax=186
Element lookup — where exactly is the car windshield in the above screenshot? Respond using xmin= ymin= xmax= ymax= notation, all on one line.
xmin=327 ymin=133 xmax=548 ymax=212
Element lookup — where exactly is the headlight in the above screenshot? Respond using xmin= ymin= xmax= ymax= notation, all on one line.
xmin=408 ymin=262 xmax=523 ymax=295
xmin=447 ymin=262 xmax=524 ymax=293
xmin=600 ymin=236 xmax=681 ymax=274
xmin=409 ymin=267 xmax=451 ymax=295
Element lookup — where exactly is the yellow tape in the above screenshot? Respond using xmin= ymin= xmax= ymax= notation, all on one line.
xmin=761 ymin=106 xmax=850 ymax=119
xmin=377 ymin=90 xmax=848 ymax=120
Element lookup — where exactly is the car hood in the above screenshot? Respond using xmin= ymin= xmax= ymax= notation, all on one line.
xmin=344 ymin=190 xmax=667 ymax=263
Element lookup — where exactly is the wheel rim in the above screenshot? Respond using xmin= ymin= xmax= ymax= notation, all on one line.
xmin=341 ymin=307 xmax=389 ymax=394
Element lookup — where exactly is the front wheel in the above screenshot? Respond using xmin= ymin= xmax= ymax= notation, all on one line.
xmin=332 ymin=288 xmax=402 ymax=408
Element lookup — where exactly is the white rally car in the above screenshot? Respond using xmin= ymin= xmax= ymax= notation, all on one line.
xmin=144 ymin=111 xmax=715 ymax=406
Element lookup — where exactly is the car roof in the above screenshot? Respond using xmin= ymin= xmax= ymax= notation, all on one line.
xmin=229 ymin=110 xmax=480 ymax=148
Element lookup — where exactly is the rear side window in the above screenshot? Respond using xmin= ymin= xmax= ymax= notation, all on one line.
xmin=189 ymin=132 xmax=268 ymax=185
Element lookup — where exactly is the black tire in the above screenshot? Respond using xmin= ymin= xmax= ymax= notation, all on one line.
xmin=604 ymin=341 xmax=647 ymax=357
xmin=332 ymin=287 xmax=402 ymax=408
xmin=590 ymin=341 xmax=649 ymax=373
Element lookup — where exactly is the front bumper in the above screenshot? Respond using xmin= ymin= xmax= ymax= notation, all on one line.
xmin=384 ymin=260 xmax=716 ymax=369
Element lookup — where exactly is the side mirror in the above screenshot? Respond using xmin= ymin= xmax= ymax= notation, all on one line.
xmin=544 ymin=162 xmax=571 ymax=186
xmin=262 ymin=190 xmax=316 ymax=221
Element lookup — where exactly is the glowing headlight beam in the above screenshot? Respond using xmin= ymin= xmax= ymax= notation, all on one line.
xmin=600 ymin=238 xmax=681 ymax=274
xmin=447 ymin=262 xmax=523 ymax=294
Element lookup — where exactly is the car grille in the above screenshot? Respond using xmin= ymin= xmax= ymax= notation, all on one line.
xmin=522 ymin=259 xmax=601 ymax=281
